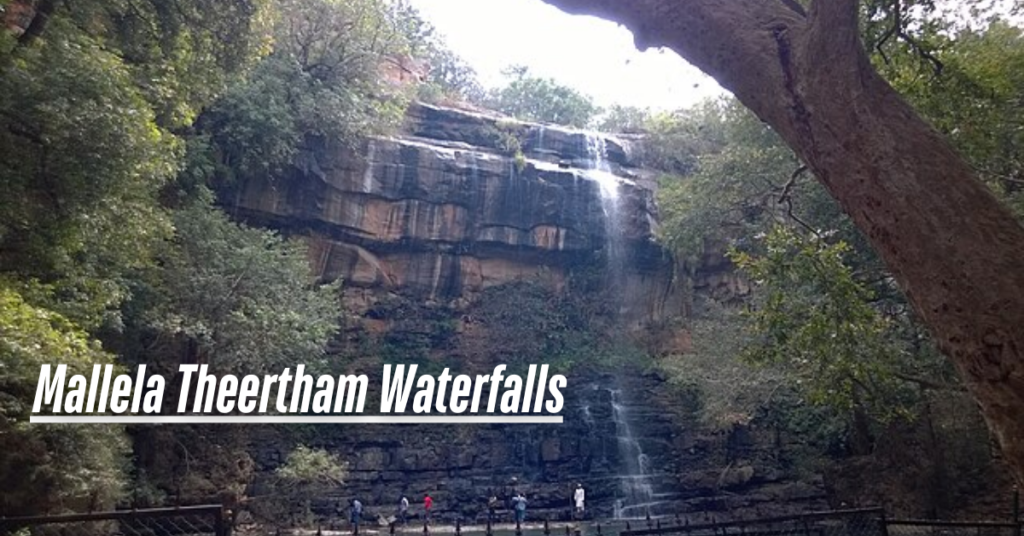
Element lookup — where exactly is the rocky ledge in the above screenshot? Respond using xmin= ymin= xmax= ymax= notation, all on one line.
xmin=226 ymin=102 xmax=684 ymax=331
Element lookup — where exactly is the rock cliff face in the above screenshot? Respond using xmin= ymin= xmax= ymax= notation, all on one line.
xmin=225 ymin=103 xmax=830 ymax=524
xmin=228 ymin=102 xmax=684 ymax=332
xmin=243 ymin=371 xmax=830 ymax=525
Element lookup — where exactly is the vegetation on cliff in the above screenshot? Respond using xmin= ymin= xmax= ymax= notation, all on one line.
xmin=0 ymin=0 xmax=470 ymax=513
xmin=542 ymin=0 xmax=1024 ymax=486
xmin=626 ymin=4 xmax=1024 ymax=499
xmin=2 ymin=0 xmax=1023 ymax=519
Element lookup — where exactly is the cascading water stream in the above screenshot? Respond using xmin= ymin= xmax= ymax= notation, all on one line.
xmin=609 ymin=388 xmax=656 ymax=519
xmin=582 ymin=134 xmax=658 ymax=518
xmin=363 ymin=140 xmax=376 ymax=194
xmin=584 ymin=133 xmax=625 ymax=284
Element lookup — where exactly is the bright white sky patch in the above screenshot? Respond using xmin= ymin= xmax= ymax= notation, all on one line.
xmin=408 ymin=0 xmax=727 ymax=111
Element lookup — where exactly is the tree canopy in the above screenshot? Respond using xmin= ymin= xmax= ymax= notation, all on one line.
xmin=483 ymin=65 xmax=601 ymax=128
xmin=0 ymin=0 xmax=455 ymax=511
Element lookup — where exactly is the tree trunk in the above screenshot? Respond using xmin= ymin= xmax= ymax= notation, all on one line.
xmin=535 ymin=0 xmax=1024 ymax=484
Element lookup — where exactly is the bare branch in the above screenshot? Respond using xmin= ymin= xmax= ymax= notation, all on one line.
xmin=776 ymin=165 xmax=819 ymax=238
xmin=900 ymin=29 xmax=944 ymax=76
xmin=874 ymin=0 xmax=901 ymax=65
xmin=894 ymin=372 xmax=967 ymax=392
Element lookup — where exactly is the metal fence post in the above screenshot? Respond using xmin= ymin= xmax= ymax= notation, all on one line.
xmin=215 ymin=505 xmax=227 ymax=536
xmin=1013 ymin=488 xmax=1021 ymax=536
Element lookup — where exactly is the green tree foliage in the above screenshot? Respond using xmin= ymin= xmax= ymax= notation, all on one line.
xmin=596 ymin=104 xmax=651 ymax=134
xmin=653 ymin=11 xmax=1021 ymax=436
xmin=387 ymin=0 xmax=483 ymax=104
xmin=485 ymin=65 xmax=600 ymax=128
xmin=472 ymin=280 xmax=596 ymax=370
xmin=731 ymin=227 xmax=911 ymax=417
xmin=658 ymin=297 xmax=783 ymax=429
xmin=276 ymin=445 xmax=347 ymax=485
xmin=140 ymin=199 xmax=340 ymax=374
xmin=657 ymin=100 xmax=800 ymax=260
xmin=75 ymin=0 xmax=271 ymax=128
xmin=883 ymin=21 xmax=1024 ymax=217
xmin=654 ymin=96 xmax=958 ymax=421
xmin=195 ymin=0 xmax=413 ymax=182
xmin=0 ymin=17 xmax=178 ymax=328
xmin=0 ymin=0 xmax=273 ymax=329
xmin=417 ymin=45 xmax=484 ymax=104
xmin=0 ymin=0 xmax=356 ymax=512
xmin=0 ymin=286 xmax=111 ymax=420
xmin=0 ymin=286 xmax=130 ymax=512
xmin=253 ymin=445 xmax=347 ymax=528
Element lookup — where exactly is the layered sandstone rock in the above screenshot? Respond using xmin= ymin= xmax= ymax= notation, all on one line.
xmin=222 ymin=103 xmax=836 ymax=523
xmin=229 ymin=102 xmax=683 ymax=331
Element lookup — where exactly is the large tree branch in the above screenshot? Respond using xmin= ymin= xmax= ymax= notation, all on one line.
xmin=533 ymin=0 xmax=1024 ymax=486
xmin=808 ymin=0 xmax=860 ymax=50
xmin=535 ymin=0 xmax=802 ymax=127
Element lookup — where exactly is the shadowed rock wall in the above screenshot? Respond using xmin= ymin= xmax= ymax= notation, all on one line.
xmin=224 ymin=103 xmax=830 ymax=525
xmin=227 ymin=103 xmax=683 ymax=334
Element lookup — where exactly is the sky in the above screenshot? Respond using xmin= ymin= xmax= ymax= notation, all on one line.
xmin=407 ymin=0 xmax=726 ymax=111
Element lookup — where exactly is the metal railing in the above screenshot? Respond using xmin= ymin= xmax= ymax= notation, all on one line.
xmin=3 ymin=492 xmax=1021 ymax=536
xmin=618 ymin=508 xmax=886 ymax=536
xmin=0 ymin=504 xmax=228 ymax=536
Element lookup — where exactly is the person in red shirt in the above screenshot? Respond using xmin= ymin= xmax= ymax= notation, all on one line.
xmin=423 ymin=494 xmax=433 ymax=524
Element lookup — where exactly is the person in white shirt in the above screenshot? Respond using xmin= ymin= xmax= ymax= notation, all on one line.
xmin=399 ymin=496 xmax=409 ymax=525
xmin=573 ymin=484 xmax=585 ymax=519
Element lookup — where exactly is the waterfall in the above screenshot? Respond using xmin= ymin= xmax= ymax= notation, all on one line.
xmin=609 ymin=388 xmax=655 ymax=519
xmin=363 ymin=140 xmax=376 ymax=194
xmin=580 ymin=403 xmax=594 ymax=427
xmin=583 ymin=134 xmax=656 ymax=519
xmin=584 ymin=133 xmax=626 ymax=288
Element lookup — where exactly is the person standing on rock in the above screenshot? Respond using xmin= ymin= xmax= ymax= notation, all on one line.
xmin=487 ymin=494 xmax=498 ymax=524
xmin=399 ymin=496 xmax=409 ymax=525
xmin=423 ymin=493 xmax=433 ymax=524
xmin=513 ymin=493 xmax=527 ymax=525
xmin=350 ymin=499 xmax=363 ymax=532
xmin=573 ymin=484 xmax=585 ymax=520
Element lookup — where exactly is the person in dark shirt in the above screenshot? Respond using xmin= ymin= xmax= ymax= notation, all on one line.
xmin=487 ymin=494 xmax=499 ymax=524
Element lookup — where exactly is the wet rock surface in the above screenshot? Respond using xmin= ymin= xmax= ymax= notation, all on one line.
xmin=226 ymin=102 xmax=681 ymax=332
xmin=228 ymin=103 xmax=829 ymax=525
xmin=244 ymin=372 xmax=829 ymax=525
